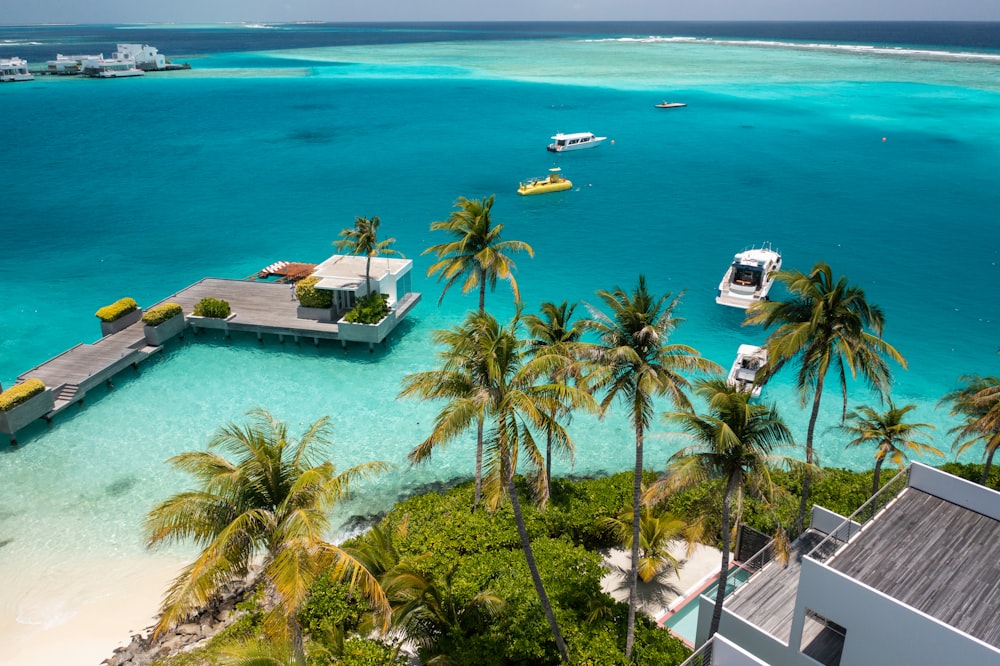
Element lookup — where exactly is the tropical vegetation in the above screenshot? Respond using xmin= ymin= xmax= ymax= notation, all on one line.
xmin=0 ymin=378 xmax=45 ymax=411
xmin=333 ymin=215 xmax=403 ymax=297
xmin=144 ymin=408 xmax=391 ymax=665
xmin=95 ymin=296 xmax=139 ymax=322
xmin=424 ymin=194 xmax=533 ymax=310
xmin=342 ymin=293 xmax=390 ymax=325
xmin=295 ymin=275 xmax=334 ymax=309
xmin=193 ymin=297 xmax=232 ymax=319
xmin=580 ymin=275 xmax=721 ymax=660
xmin=941 ymin=374 xmax=1000 ymax=484
xmin=841 ymin=399 xmax=941 ymax=498
xmin=142 ymin=302 xmax=184 ymax=326
xmin=744 ymin=261 xmax=905 ymax=532
xmin=657 ymin=378 xmax=796 ymax=640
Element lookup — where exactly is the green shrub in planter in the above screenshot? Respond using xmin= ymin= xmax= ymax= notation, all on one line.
xmin=343 ymin=293 xmax=389 ymax=324
xmin=193 ymin=297 xmax=231 ymax=319
xmin=295 ymin=276 xmax=333 ymax=308
xmin=95 ymin=297 xmax=138 ymax=323
xmin=141 ymin=302 xmax=183 ymax=326
xmin=0 ymin=379 xmax=46 ymax=412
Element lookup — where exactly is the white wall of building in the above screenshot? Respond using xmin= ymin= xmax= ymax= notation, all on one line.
xmin=792 ymin=558 xmax=1000 ymax=666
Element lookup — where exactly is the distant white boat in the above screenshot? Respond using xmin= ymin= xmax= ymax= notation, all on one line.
xmin=81 ymin=53 xmax=144 ymax=78
xmin=716 ymin=244 xmax=782 ymax=309
xmin=0 ymin=57 xmax=34 ymax=82
xmin=727 ymin=344 xmax=768 ymax=398
xmin=547 ymin=132 xmax=607 ymax=152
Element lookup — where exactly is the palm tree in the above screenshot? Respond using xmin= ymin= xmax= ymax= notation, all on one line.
xmin=941 ymin=374 xmax=1000 ymax=485
xmin=145 ymin=409 xmax=391 ymax=666
xmin=841 ymin=399 xmax=941 ymax=498
xmin=599 ymin=497 xmax=703 ymax=583
xmin=402 ymin=311 xmax=597 ymax=663
xmin=334 ymin=215 xmax=403 ymax=297
xmin=744 ymin=261 xmax=905 ymax=533
xmin=523 ymin=300 xmax=585 ymax=496
xmin=423 ymin=195 xmax=534 ymax=311
xmin=655 ymin=378 xmax=795 ymax=640
xmin=580 ymin=275 xmax=720 ymax=660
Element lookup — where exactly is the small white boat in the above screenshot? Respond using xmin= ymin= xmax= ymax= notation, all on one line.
xmin=0 ymin=57 xmax=34 ymax=82
xmin=547 ymin=132 xmax=607 ymax=152
xmin=716 ymin=244 xmax=782 ymax=309
xmin=727 ymin=344 xmax=768 ymax=398
xmin=81 ymin=54 xmax=144 ymax=78
xmin=655 ymin=101 xmax=686 ymax=109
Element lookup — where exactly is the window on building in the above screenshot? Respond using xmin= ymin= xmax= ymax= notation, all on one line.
xmin=800 ymin=608 xmax=846 ymax=666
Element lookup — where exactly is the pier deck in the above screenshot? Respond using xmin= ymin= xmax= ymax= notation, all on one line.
xmin=9 ymin=277 xmax=420 ymax=436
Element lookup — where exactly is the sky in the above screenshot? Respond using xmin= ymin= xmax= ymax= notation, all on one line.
xmin=4 ymin=0 xmax=1000 ymax=26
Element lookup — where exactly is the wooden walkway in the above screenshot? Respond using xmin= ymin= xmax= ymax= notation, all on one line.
xmin=12 ymin=277 xmax=420 ymax=428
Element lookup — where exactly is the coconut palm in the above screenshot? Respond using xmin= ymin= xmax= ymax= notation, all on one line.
xmin=145 ymin=409 xmax=391 ymax=666
xmin=655 ymin=378 xmax=796 ymax=640
xmin=334 ymin=215 xmax=403 ymax=297
xmin=523 ymin=300 xmax=585 ymax=496
xmin=580 ymin=275 xmax=720 ymax=660
xmin=744 ymin=261 xmax=905 ymax=533
xmin=841 ymin=399 xmax=941 ymax=498
xmin=941 ymin=374 xmax=1000 ymax=485
xmin=402 ymin=311 xmax=597 ymax=663
xmin=599 ymin=497 xmax=704 ymax=583
xmin=423 ymin=195 xmax=534 ymax=311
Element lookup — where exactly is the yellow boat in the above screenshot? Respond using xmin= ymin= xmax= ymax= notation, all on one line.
xmin=517 ymin=168 xmax=573 ymax=196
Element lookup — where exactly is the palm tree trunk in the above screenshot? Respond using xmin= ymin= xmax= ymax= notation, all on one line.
xmin=545 ymin=421 xmax=553 ymax=494
xmin=872 ymin=458 xmax=883 ymax=500
xmin=290 ymin=616 xmax=307 ymax=666
xmin=983 ymin=445 xmax=997 ymax=486
xmin=795 ymin=375 xmax=826 ymax=534
xmin=478 ymin=269 xmax=486 ymax=312
xmin=508 ymin=475 xmax=572 ymax=664
xmin=709 ymin=474 xmax=739 ymax=638
xmin=473 ymin=418 xmax=484 ymax=512
xmin=625 ymin=421 xmax=643 ymax=661
xmin=365 ymin=254 xmax=372 ymax=298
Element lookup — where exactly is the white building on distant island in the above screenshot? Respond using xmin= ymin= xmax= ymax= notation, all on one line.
xmin=115 ymin=44 xmax=166 ymax=71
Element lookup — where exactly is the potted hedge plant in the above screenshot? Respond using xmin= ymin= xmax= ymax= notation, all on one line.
xmin=338 ymin=293 xmax=395 ymax=346
xmin=295 ymin=276 xmax=334 ymax=321
xmin=0 ymin=379 xmax=54 ymax=438
xmin=188 ymin=297 xmax=233 ymax=331
xmin=96 ymin=297 xmax=143 ymax=336
xmin=142 ymin=302 xmax=185 ymax=345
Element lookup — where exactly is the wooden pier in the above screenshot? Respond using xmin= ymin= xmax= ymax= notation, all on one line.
xmin=6 ymin=276 xmax=421 ymax=442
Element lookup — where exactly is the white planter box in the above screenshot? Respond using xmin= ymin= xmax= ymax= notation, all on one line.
xmin=0 ymin=389 xmax=54 ymax=435
xmin=187 ymin=313 xmax=235 ymax=330
xmin=143 ymin=313 xmax=187 ymax=345
xmin=337 ymin=310 xmax=396 ymax=344
xmin=100 ymin=308 xmax=143 ymax=336
xmin=296 ymin=306 xmax=334 ymax=322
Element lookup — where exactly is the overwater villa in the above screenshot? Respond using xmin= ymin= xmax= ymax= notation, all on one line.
xmin=683 ymin=462 xmax=1000 ymax=665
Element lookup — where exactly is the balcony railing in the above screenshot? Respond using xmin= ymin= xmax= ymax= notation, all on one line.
xmin=678 ymin=635 xmax=714 ymax=666
xmin=807 ymin=465 xmax=910 ymax=564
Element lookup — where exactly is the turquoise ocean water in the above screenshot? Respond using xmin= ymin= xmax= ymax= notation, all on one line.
xmin=1 ymin=22 xmax=999 ymax=660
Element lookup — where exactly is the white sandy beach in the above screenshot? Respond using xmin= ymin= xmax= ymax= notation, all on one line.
xmin=0 ymin=554 xmax=183 ymax=666
xmin=600 ymin=543 xmax=726 ymax=621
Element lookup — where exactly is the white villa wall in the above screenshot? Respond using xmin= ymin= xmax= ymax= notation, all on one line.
xmin=713 ymin=634 xmax=772 ymax=666
xmin=792 ymin=557 xmax=1000 ymax=666
xmin=715 ymin=608 xmax=790 ymax=666
xmin=909 ymin=462 xmax=1000 ymax=520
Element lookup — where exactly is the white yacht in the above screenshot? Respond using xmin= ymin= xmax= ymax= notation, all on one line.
xmin=81 ymin=53 xmax=144 ymax=78
xmin=715 ymin=244 xmax=782 ymax=309
xmin=727 ymin=344 xmax=768 ymax=398
xmin=0 ymin=57 xmax=34 ymax=82
xmin=546 ymin=132 xmax=607 ymax=152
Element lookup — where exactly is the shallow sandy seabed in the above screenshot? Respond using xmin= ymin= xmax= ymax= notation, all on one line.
xmin=0 ymin=555 xmax=183 ymax=666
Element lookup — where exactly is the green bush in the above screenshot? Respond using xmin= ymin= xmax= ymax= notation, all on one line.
xmin=295 ymin=276 xmax=333 ymax=308
xmin=343 ymin=293 xmax=389 ymax=324
xmin=141 ymin=302 xmax=183 ymax=326
xmin=95 ymin=297 xmax=138 ymax=323
xmin=193 ymin=297 xmax=231 ymax=319
xmin=0 ymin=379 xmax=46 ymax=412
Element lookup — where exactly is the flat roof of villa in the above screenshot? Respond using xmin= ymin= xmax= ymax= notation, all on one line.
xmin=828 ymin=487 xmax=1000 ymax=648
